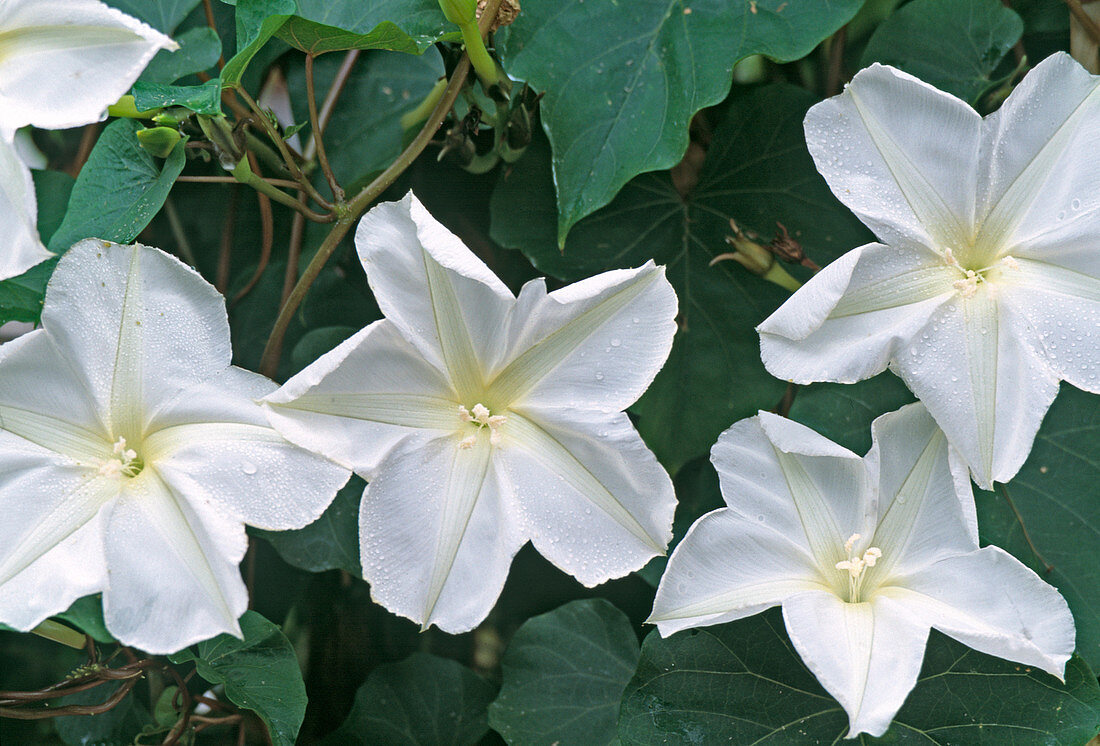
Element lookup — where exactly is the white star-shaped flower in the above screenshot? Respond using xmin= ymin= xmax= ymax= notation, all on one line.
xmin=0 ymin=239 xmax=349 ymax=654
xmin=262 ymin=193 xmax=678 ymax=633
xmin=757 ymin=53 xmax=1100 ymax=489
xmin=0 ymin=0 xmax=176 ymax=280
xmin=649 ymin=403 xmax=1074 ymax=738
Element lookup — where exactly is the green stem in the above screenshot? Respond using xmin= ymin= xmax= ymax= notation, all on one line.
xmin=31 ymin=620 xmax=87 ymax=650
xmin=400 ymin=78 xmax=448 ymax=130
xmin=231 ymin=158 xmax=333 ymax=222
xmin=459 ymin=20 xmax=500 ymax=88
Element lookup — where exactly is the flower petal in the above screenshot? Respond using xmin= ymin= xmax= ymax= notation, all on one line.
xmin=804 ymin=63 xmax=981 ymax=254
xmin=1001 ymin=257 xmax=1100 ymax=394
xmin=41 ymin=240 xmax=232 ymax=444
xmin=497 ymin=407 xmax=675 ymax=585
xmin=886 ymin=546 xmax=1074 ymax=680
xmin=358 ymin=432 xmax=525 ymax=634
xmin=0 ymin=0 xmax=176 ymax=131
xmin=758 ymin=243 xmax=956 ymax=384
xmin=262 ymin=320 xmax=458 ymax=476
xmin=783 ymin=591 xmax=929 ymax=738
xmin=355 ymin=193 xmax=514 ymax=396
xmin=144 ymin=367 xmax=350 ymax=531
xmin=863 ymin=403 xmax=978 ymax=579
xmin=0 ymin=135 xmax=51 ymax=280
xmin=892 ymin=288 xmax=1060 ymax=488
xmin=488 ymin=262 xmax=677 ymax=411
xmin=976 ymin=53 xmax=1100 ymax=264
xmin=711 ymin=414 xmax=871 ymax=575
xmin=103 ymin=470 xmax=248 ymax=653
xmin=0 ymin=452 xmax=113 ymax=629
xmin=648 ymin=507 xmax=825 ymax=637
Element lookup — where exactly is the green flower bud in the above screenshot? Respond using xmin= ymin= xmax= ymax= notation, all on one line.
xmin=439 ymin=0 xmax=477 ymax=25
xmin=136 ymin=126 xmax=182 ymax=158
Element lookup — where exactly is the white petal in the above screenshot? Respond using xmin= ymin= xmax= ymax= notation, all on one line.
xmin=42 ymin=241 xmax=232 ymax=444
xmin=758 ymin=243 xmax=956 ymax=384
xmin=144 ymin=367 xmax=350 ymax=531
xmin=103 ymin=471 xmax=248 ymax=653
xmin=1000 ymin=258 xmax=1100 ymax=393
xmin=488 ymin=262 xmax=677 ymax=411
xmin=783 ymin=591 xmax=929 ymax=738
xmin=0 ymin=450 xmax=114 ymax=629
xmin=976 ymin=53 xmax=1100 ymax=263
xmin=358 ymin=432 xmax=525 ymax=633
xmin=0 ymin=0 xmax=176 ymax=131
xmin=886 ymin=546 xmax=1074 ymax=680
xmin=892 ymin=287 xmax=1060 ymax=488
xmin=0 ymin=135 xmax=51 ymax=280
xmin=355 ymin=193 xmax=513 ymax=396
xmin=497 ymin=407 xmax=675 ymax=585
xmin=804 ymin=63 xmax=981 ymax=254
xmin=262 ymin=320 xmax=458 ymax=476
xmin=648 ymin=507 xmax=826 ymax=637
xmin=0 ymin=330 xmax=110 ymax=464
xmin=862 ymin=403 xmax=978 ymax=577
xmin=711 ymin=414 xmax=871 ymax=576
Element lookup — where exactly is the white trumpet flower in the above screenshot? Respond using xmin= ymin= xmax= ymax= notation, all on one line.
xmin=0 ymin=0 xmax=177 ymax=279
xmin=263 ymin=193 xmax=679 ymax=633
xmin=758 ymin=53 xmax=1100 ymax=489
xmin=0 ymin=240 xmax=349 ymax=654
xmin=649 ymin=404 xmax=1074 ymax=738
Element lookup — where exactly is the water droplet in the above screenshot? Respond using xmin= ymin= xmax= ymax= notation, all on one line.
xmin=241 ymin=461 xmax=257 ymax=475
xmin=610 ymin=338 xmax=621 ymax=347
xmin=1072 ymin=198 xmax=1082 ymax=210
xmin=595 ymin=372 xmax=604 ymax=381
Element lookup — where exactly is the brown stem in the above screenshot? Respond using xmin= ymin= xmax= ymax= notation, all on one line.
xmin=996 ymin=482 xmax=1054 ymax=573
xmin=68 ymin=123 xmax=101 ymax=178
xmin=233 ymin=155 xmax=274 ymax=303
xmin=216 ymin=185 xmax=240 ymax=294
xmin=305 ymin=54 xmax=344 ymax=202
xmin=177 ymin=175 xmax=303 ymax=190
xmin=281 ymin=209 xmax=307 ymax=307
xmin=202 ymin=0 xmax=226 ymax=69
xmin=825 ymin=25 xmax=847 ymax=97
xmin=308 ymin=50 xmax=361 ymax=162
xmin=1068 ymin=0 xmax=1100 ymax=42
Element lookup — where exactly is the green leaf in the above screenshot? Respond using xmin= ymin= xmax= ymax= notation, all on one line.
xmin=141 ymin=26 xmax=223 ymax=84
xmin=55 ymin=595 xmax=114 ymax=644
xmin=497 ymin=0 xmax=865 ymax=244
xmin=977 ymin=385 xmax=1100 ymax=671
xmin=787 ymin=373 xmax=916 ymax=456
xmin=33 ymin=169 xmax=75 ymax=246
xmin=619 ymin=609 xmax=1100 ymax=744
xmin=288 ymin=49 xmax=444 ymax=191
xmin=170 ymin=611 xmax=306 ymax=746
xmin=256 ymin=475 xmax=362 ymax=574
xmin=861 ymin=0 xmax=1024 ymax=105
xmin=322 ymin=652 xmax=495 ymax=746
xmin=49 ymin=119 xmax=187 ymax=254
xmin=107 ymin=0 xmax=202 ymax=32
xmin=289 ymin=324 xmax=358 ymax=374
xmin=224 ymin=0 xmax=453 ymax=87
xmin=489 ymin=599 xmax=640 ymax=746
xmin=133 ymin=79 xmax=223 ymax=115
xmin=492 ymin=85 xmax=870 ymax=471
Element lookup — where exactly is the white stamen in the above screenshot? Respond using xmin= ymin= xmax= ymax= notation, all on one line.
xmin=459 ymin=403 xmax=507 ymax=447
xmin=471 ymin=403 xmax=491 ymax=422
xmin=99 ymin=436 xmax=141 ymax=477
xmin=458 ymin=405 xmax=474 ymax=422
xmin=953 ymin=269 xmax=980 ymax=298
xmin=836 ymin=533 xmax=883 ymax=603
xmin=458 ymin=435 xmax=477 ymax=450
xmin=1002 ymin=255 xmax=1019 ymax=270
xmin=843 ymin=533 xmax=860 ymax=554
xmin=943 ymin=248 xmax=958 ymax=266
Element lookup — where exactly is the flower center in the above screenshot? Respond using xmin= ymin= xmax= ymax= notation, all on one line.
xmin=834 ymin=533 xmax=882 ymax=603
xmin=943 ymin=248 xmax=1019 ymax=299
xmin=457 ymin=403 xmax=506 ymax=448
xmin=98 ymin=436 xmax=144 ymax=478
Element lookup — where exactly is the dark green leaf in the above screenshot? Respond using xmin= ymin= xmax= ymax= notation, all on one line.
xmin=33 ymin=169 xmax=75 ymax=246
xmin=55 ymin=595 xmax=114 ymax=644
xmin=170 ymin=611 xmax=306 ymax=746
xmin=977 ymin=385 xmax=1100 ymax=671
xmin=107 ymin=0 xmax=202 ymax=32
xmin=787 ymin=373 xmax=915 ymax=456
xmin=133 ymin=79 xmax=223 ymax=115
xmin=497 ymin=0 xmax=865 ymax=243
xmin=619 ymin=609 xmax=1100 ymax=744
xmin=140 ymin=26 xmax=223 ymax=84
xmin=489 ymin=599 xmax=640 ymax=746
xmin=289 ymin=324 xmax=358 ymax=374
xmin=257 ymin=475 xmax=362 ymax=574
xmin=862 ymin=0 xmax=1024 ymax=104
xmin=49 ymin=120 xmax=187 ymax=254
xmin=322 ymin=652 xmax=495 ymax=746
xmin=224 ymin=0 xmax=453 ymax=87
xmin=288 ymin=49 xmax=444 ymax=191
xmin=492 ymin=85 xmax=870 ymax=471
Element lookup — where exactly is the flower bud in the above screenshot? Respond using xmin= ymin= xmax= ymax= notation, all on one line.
xmin=439 ymin=0 xmax=477 ymax=25
xmin=710 ymin=219 xmax=801 ymax=293
xmin=135 ymin=126 xmax=182 ymax=158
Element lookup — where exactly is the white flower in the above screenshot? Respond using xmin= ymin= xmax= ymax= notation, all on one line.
xmin=757 ymin=53 xmax=1100 ymax=489
xmin=262 ymin=193 xmax=678 ymax=633
xmin=0 ymin=239 xmax=349 ymax=654
xmin=0 ymin=0 xmax=176 ymax=280
xmin=648 ymin=404 xmax=1074 ymax=738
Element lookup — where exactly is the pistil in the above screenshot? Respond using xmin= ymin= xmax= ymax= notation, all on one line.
xmin=98 ymin=436 xmax=143 ymax=477
xmin=834 ymin=533 xmax=882 ymax=603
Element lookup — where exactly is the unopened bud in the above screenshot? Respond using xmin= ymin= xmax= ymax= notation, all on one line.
xmin=107 ymin=95 xmax=159 ymax=120
xmin=439 ymin=0 xmax=477 ymax=25
xmin=136 ymin=126 xmax=182 ymax=158
xmin=710 ymin=219 xmax=801 ymax=293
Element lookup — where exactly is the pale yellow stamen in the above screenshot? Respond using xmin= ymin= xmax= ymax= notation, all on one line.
xmin=457 ymin=403 xmax=507 ymax=446
xmin=835 ymin=533 xmax=882 ymax=603
xmin=99 ymin=436 xmax=142 ymax=478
